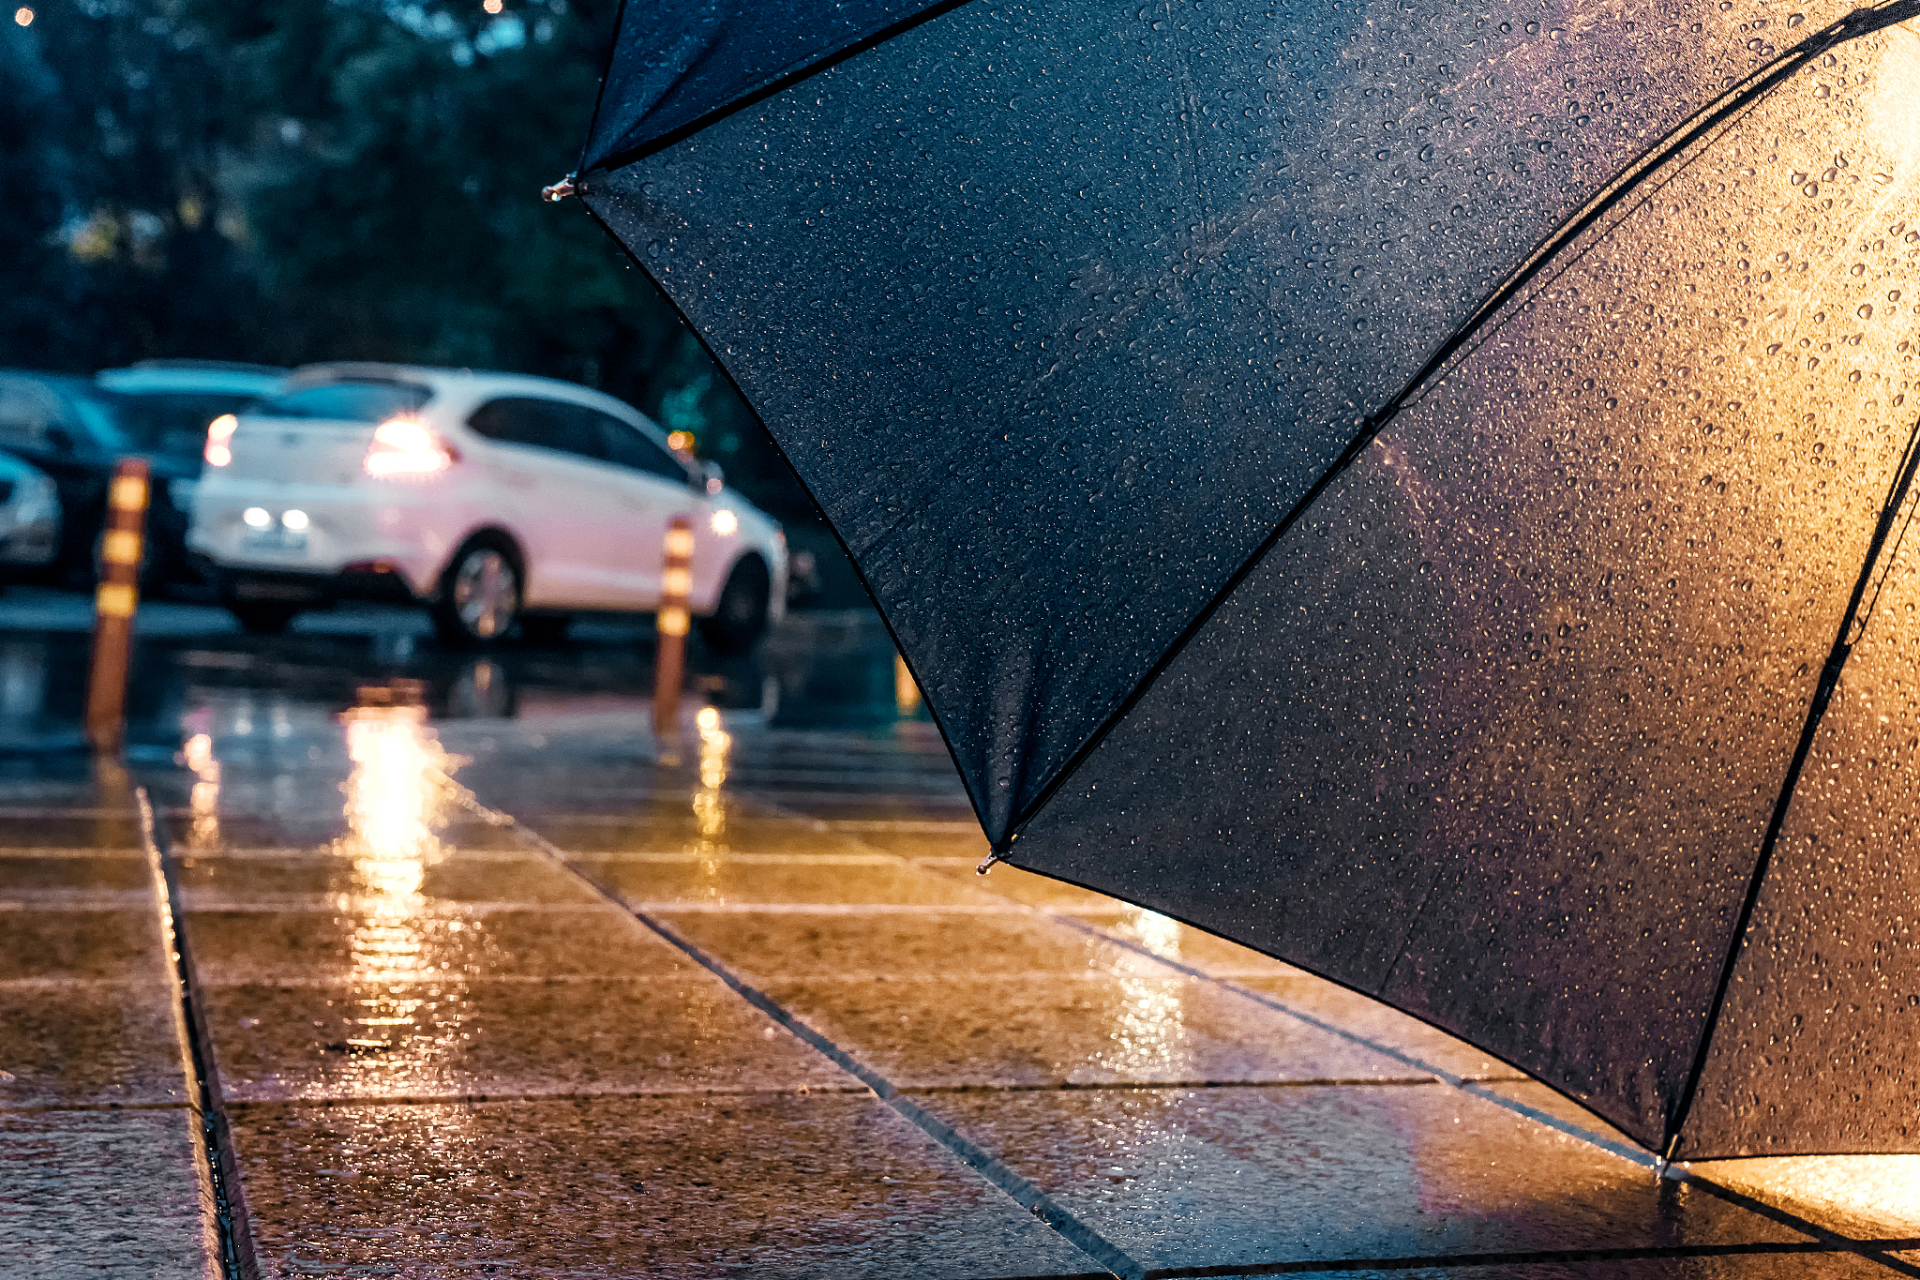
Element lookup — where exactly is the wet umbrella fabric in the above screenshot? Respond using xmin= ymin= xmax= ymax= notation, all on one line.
xmin=572 ymin=0 xmax=1920 ymax=1157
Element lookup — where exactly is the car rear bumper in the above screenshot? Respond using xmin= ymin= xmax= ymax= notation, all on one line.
xmin=206 ymin=558 xmax=422 ymax=609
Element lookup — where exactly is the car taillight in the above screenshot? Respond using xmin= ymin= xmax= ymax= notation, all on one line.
xmin=364 ymin=416 xmax=459 ymax=478
xmin=204 ymin=414 xmax=238 ymax=467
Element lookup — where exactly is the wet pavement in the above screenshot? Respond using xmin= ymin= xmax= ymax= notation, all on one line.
xmin=5 ymin=586 xmax=1920 ymax=1277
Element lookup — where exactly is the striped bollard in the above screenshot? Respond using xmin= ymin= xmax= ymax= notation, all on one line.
xmin=86 ymin=458 xmax=150 ymax=752
xmin=654 ymin=514 xmax=694 ymax=741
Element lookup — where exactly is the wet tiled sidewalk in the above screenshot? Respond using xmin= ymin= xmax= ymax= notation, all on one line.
xmin=7 ymin=635 xmax=1920 ymax=1276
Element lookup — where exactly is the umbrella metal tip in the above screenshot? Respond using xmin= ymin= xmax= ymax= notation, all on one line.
xmin=975 ymin=850 xmax=1001 ymax=875
xmin=541 ymin=173 xmax=578 ymax=203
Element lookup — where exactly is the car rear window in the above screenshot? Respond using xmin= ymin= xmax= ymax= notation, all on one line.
xmin=113 ymin=392 xmax=260 ymax=456
xmin=255 ymin=381 xmax=432 ymax=422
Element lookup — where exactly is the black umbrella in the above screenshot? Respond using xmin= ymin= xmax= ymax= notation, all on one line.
xmin=561 ymin=0 xmax=1920 ymax=1159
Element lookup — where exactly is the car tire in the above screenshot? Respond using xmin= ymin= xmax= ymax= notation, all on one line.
xmin=230 ymin=604 xmax=299 ymax=635
xmin=519 ymin=614 xmax=571 ymax=645
xmin=697 ymin=555 xmax=771 ymax=655
xmin=433 ymin=535 xmax=522 ymax=647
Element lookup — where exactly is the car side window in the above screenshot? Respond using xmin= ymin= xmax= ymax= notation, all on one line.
xmin=468 ymin=397 xmax=603 ymax=462
xmin=594 ymin=411 xmax=688 ymax=485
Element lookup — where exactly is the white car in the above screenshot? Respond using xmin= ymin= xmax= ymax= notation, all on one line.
xmin=187 ymin=363 xmax=786 ymax=650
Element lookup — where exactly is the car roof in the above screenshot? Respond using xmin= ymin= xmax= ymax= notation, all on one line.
xmin=97 ymin=362 xmax=286 ymax=396
xmin=282 ymin=362 xmax=649 ymax=419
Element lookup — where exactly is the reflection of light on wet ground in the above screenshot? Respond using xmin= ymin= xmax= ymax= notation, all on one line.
xmin=692 ymin=706 xmax=732 ymax=894
xmin=1096 ymin=907 xmax=1189 ymax=1079
xmin=1699 ymin=1156 xmax=1920 ymax=1236
xmin=182 ymin=731 xmax=221 ymax=850
xmin=331 ymin=688 xmax=466 ymax=1081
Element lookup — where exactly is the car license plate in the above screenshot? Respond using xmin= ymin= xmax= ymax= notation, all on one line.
xmin=240 ymin=527 xmax=308 ymax=554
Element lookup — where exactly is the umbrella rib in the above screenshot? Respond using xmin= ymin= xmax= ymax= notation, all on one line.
xmin=1665 ymin=412 xmax=1920 ymax=1153
xmin=580 ymin=0 xmax=979 ymax=179
xmin=1005 ymin=0 xmax=1920 ymax=845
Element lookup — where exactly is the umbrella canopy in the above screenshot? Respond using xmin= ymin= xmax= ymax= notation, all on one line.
xmin=569 ymin=0 xmax=1920 ymax=1158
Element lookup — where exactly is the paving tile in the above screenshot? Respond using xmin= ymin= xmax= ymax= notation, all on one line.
xmin=0 ymin=815 xmax=143 ymax=849
xmin=0 ymin=909 xmax=169 ymax=982
xmin=765 ymin=974 xmax=1423 ymax=1088
xmin=914 ymin=1086 xmax=1808 ymax=1274
xmin=576 ymin=850 xmax=995 ymax=907
xmin=1229 ymin=973 xmax=1517 ymax=1081
xmin=535 ymin=813 xmax=884 ymax=855
xmin=0 ymin=984 xmax=190 ymax=1108
xmin=176 ymin=848 xmax=603 ymax=906
xmin=0 ymin=852 xmax=150 ymax=898
xmin=184 ymin=905 xmax=691 ymax=985
xmin=0 ymin=1108 xmax=213 ymax=1279
xmin=228 ymin=1093 xmax=1096 ymax=1279
xmin=657 ymin=907 xmax=1168 ymax=981
xmin=206 ymin=977 xmax=852 ymax=1102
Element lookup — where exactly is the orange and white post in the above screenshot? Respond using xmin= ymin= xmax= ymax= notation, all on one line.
xmin=653 ymin=514 xmax=695 ymax=740
xmin=86 ymin=458 xmax=150 ymax=752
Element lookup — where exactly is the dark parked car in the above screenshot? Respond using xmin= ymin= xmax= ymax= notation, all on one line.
xmin=0 ymin=370 xmax=200 ymax=589
xmin=95 ymin=360 xmax=286 ymax=460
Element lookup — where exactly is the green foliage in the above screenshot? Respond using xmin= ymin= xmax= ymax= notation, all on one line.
xmin=0 ymin=0 xmax=821 ymax=523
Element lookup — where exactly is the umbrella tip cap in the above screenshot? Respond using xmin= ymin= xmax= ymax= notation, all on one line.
xmin=541 ymin=173 xmax=578 ymax=203
xmin=975 ymin=849 xmax=1002 ymax=876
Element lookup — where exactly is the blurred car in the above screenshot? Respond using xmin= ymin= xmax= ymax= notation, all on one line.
xmin=189 ymin=363 xmax=788 ymax=649
xmin=0 ymin=370 xmax=200 ymax=588
xmin=95 ymin=362 xmax=287 ymax=519
xmin=0 ymin=450 xmax=61 ymax=575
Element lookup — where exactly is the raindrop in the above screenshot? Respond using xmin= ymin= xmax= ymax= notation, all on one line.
xmin=1859 ymin=305 xmax=1875 ymax=319
xmin=1814 ymin=84 xmax=1831 ymax=99
xmin=646 ymin=240 xmax=662 ymax=259
xmin=1849 ymin=370 xmax=1863 ymax=383
xmin=1418 ymin=144 xmax=1434 ymax=162
xmin=1526 ymin=20 xmax=1539 ymax=33
xmin=1788 ymin=11 xmax=1804 ymax=24
xmin=1803 ymin=182 xmax=1819 ymax=197
xmin=1892 ymin=290 xmax=1904 ymax=302
xmin=1791 ymin=171 xmax=1809 ymax=185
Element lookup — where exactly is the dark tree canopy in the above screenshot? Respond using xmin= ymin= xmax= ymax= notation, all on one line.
xmin=0 ymin=0 xmax=816 ymax=525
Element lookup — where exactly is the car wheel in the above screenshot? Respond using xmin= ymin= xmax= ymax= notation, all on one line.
xmin=697 ymin=555 xmax=771 ymax=655
xmin=519 ymin=614 xmax=571 ymax=645
xmin=230 ymin=604 xmax=299 ymax=635
xmin=434 ymin=536 xmax=521 ymax=647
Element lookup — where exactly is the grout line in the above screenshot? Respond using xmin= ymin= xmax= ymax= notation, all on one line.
xmin=136 ymin=786 xmax=224 ymax=1280
xmin=211 ymin=1077 xmax=1481 ymax=1112
xmin=137 ymin=788 xmax=263 ymax=1280
xmin=0 ymin=1100 xmax=195 ymax=1115
xmin=1140 ymin=1239 xmax=1920 ymax=1277
xmin=453 ymin=787 xmax=1147 ymax=1280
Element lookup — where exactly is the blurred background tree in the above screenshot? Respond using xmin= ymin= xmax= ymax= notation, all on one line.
xmin=0 ymin=0 xmax=857 ymax=593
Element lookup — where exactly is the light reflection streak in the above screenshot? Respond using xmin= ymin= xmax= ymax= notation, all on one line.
xmin=182 ymin=731 xmax=221 ymax=850
xmin=330 ymin=688 xmax=465 ymax=1083
xmin=692 ymin=705 xmax=731 ymax=895
xmin=1094 ymin=907 xmax=1190 ymax=1079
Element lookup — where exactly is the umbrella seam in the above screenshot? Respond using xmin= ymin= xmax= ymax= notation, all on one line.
xmin=1004 ymin=0 xmax=1920 ymax=846
xmin=579 ymin=0 xmax=979 ymax=180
